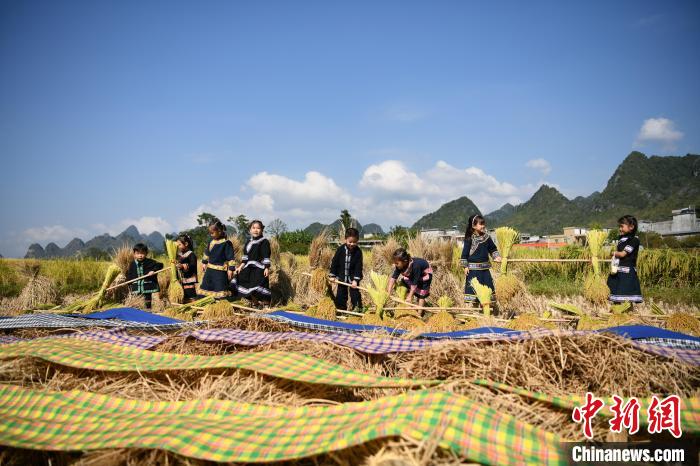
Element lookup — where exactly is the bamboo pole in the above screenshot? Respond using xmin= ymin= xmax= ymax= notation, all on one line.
xmin=302 ymin=272 xmax=421 ymax=309
xmin=506 ymin=258 xmax=612 ymax=263
xmin=105 ymin=268 xmax=169 ymax=291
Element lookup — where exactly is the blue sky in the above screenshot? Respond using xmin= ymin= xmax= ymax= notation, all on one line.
xmin=1 ymin=0 xmax=699 ymax=257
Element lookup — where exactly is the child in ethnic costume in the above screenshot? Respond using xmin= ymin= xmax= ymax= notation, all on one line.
xmin=460 ymin=214 xmax=501 ymax=305
xmin=387 ymin=248 xmax=433 ymax=307
xmin=175 ymin=233 xmax=198 ymax=303
xmin=200 ymin=219 xmax=236 ymax=299
xmin=235 ymin=220 xmax=272 ymax=306
xmin=329 ymin=227 xmax=363 ymax=311
xmin=607 ymin=215 xmax=643 ymax=304
xmin=126 ymin=243 xmax=163 ymax=310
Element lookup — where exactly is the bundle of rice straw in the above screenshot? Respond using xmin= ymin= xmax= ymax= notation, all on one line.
xmin=494 ymin=273 xmax=524 ymax=306
xmin=367 ymin=271 xmax=390 ymax=318
xmin=112 ymin=244 xmax=134 ymax=276
xmin=17 ymin=274 xmax=59 ymax=310
xmin=395 ymin=285 xmax=408 ymax=301
xmin=469 ymin=277 xmax=493 ymax=316
xmin=586 ymin=229 xmax=608 ymax=276
xmin=506 ymin=313 xmax=541 ymax=330
xmin=493 ymin=227 xmax=524 ymax=307
xmin=610 ymin=301 xmax=631 ymax=314
xmin=360 ymin=312 xmax=384 ymax=326
xmin=426 ymin=310 xmax=458 ymax=332
xmin=436 ymin=295 xmax=454 ymax=309
xmin=165 ymin=239 xmax=184 ymax=304
xmin=666 ymin=312 xmax=700 ymax=336
xmin=64 ymin=265 xmax=121 ymax=312
xmin=494 ymin=227 xmax=518 ymax=274
xmin=583 ymin=273 xmax=609 ymax=305
xmin=310 ymin=268 xmax=328 ymax=293
xmin=309 ymin=229 xmax=332 ymax=269
xmin=200 ymin=299 xmax=233 ymax=320
xmin=162 ymin=295 xmax=215 ymax=321
xmin=550 ymin=302 xmax=584 ymax=316
xmin=371 ymin=236 xmax=400 ymax=274
xmin=309 ymin=297 xmax=336 ymax=320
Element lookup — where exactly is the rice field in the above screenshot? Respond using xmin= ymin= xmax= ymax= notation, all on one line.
xmin=0 ymin=235 xmax=699 ymax=465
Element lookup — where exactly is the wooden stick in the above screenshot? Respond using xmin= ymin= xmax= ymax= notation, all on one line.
xmin=506 ymin=258 xmax=612 ymax=263
xmin=302 ymin=272 xmax=421 ymax=309
xmin=105 ymin=268 xmax=169 ymax=291
xmin=337 ymin=309 xmax=363 ymax=317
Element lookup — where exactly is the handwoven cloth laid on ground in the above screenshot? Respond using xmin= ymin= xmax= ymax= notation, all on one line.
xmin=0 ymin=329 xmax=165 ymax=350
xmin=81 ymin=307 xmax=183 ymax=325
xmin=187 ymin=328 xmax=700 ymax=365
xmin=265 ymin=311 xmax=700 ymax=345
xmin=0 ymin=384 xmax=564 ymax=465
xmin=188 ymin=328 xmax=436 ymax=354
xmin=472 ymin=379 xmax=700 ymax=434
xmin=0 ymin=313 xmax=190 ymax=330
xmin=0 ymin=338 xmax=436 ymax=388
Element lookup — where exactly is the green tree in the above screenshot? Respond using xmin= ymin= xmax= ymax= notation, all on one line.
xmin=339 ymin=209 xmax=353 ymax=230
xmin=196 ymin=212 xmax=217 ymax=226
xmin=227 ymin=215 xmax=250 ymax=239
xmin=278 ymin=230 xmax=314 ymax=254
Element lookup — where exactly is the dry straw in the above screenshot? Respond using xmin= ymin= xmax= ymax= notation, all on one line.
xmin=63 ymin=265 xmax=121 ymax=312
xmin=666 ymin=312 xmax=700 ymax=336
xmin=165 ymin=239 xmax=184 ymax=304
xmin=367 ymin=271 xmax=390 ymax=317
xmin=17 ymin=275 xmax=59 ymax=311
xmin=494 ymin=227 xmax=519 ymax=274
xmin=469 ymin=277 xmax=493 ymax=316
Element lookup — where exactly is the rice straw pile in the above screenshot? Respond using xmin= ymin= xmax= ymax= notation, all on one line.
xmin=165 ymin=239 xmax=184 ymax=304
xmin=469 ymin=277 xmax=493 ymax=316
xmin=583 ymin=229 xmax=609 ymax=305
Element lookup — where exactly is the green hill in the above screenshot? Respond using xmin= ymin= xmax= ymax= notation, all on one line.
xmin=411 ymin=196 xmax=481 ymax=231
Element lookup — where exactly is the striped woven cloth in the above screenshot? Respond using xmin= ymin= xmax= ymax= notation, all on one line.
xmin=0 ymin=383 xmax=564 ymax=465
xmin=0 ymin=329 xmax=165 ymax=350
xmin=0 ymin=338 xmax=436 ymax=388
xmin=187 ymin=328 xmax=437 ymax=354
xmin=186 ymin=328 xmax=700 ymax=365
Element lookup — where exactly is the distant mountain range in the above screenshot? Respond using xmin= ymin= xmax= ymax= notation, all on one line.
xmin=25 ymin=225 xmax=166 ymax=259
xmin=412 ymin=152 xmax=700 ymax=234
xmin=21 ymin=152 xmax=698 ymax=257
xmin=304 ymin=220 xmax=385 ymax=237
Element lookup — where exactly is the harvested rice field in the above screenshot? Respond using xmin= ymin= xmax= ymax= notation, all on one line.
xmin=0 ymin=234 xmax=699 ymax=465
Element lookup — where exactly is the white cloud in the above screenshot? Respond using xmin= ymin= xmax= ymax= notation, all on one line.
xmin=92 ymin=217 xmax=173 ymax=236
xmin=636 ymin=118 xmax=683 ymax=149
xmin=175 ymin=159 xmax=540 ymax=232
xmin=526 ymin=158 xmax=552 ymax=176
xmin=23 ymin=225 xmax=90 ymax=244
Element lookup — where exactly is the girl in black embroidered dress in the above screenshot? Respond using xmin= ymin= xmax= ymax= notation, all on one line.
xmin=200 ymin=219 xmax=236 ymax=299
xmin=460 ymin=214 xmax=501 ymax=305
xmin=607 ymin=215 xmax=643 ymax=304
xmin=175 ymin=233 xmax=198 ymax=303
xmin=235 ymin=220 xmax=271 ymax=306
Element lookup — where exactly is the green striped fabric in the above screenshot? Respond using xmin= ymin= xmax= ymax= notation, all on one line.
xmin=0 ymin=384 xmax=565 ymax=465
xmin=0 ymin=338 xmax=435 ymax=388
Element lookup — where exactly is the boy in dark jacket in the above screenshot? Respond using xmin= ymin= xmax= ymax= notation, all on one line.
xmin=328 ymin=228 xmax=363 ymax=311
xmin=126 ymin=243 xmax=163 ymax=310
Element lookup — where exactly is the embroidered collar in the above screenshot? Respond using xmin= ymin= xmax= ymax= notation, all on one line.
xmin=246 ymin=236 xmax=265 ymax=253
xmin=469 ymin=233 xmax=490 ymax=256
xmin=179 ymin=250 xmax=192 ymax=258
xmin=209 ymin=238 xmax=227 ymax=247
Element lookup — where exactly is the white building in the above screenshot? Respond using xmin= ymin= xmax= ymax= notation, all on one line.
xmin=639 ymin=207 xmax=700 ymax=238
